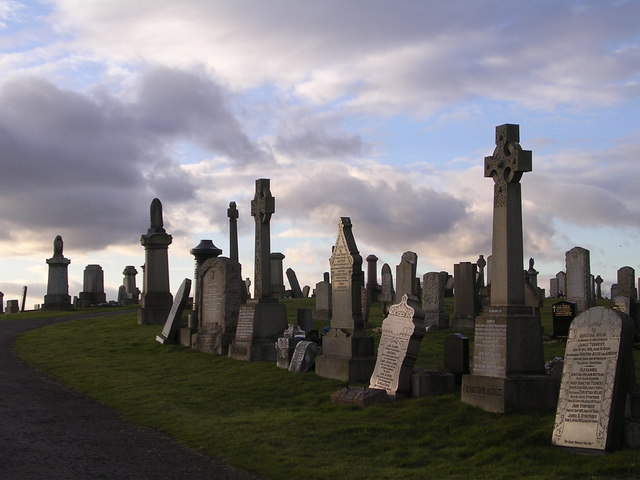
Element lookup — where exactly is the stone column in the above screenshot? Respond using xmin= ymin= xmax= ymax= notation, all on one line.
xmin=0 ymin=292 xmax=4 ymax=314
xmin=565 ymin=247 xmax=592 ymax=314
xmin=122 ymin=266 xmax=140 ymax=304
xmin=366 ymin=254 xmax=379 ymax=304
xmin=138 ymin=198 xmax=173 ymax=325
xmin=189 ymin=240 xmax=222 ymax=328
xmin=43 ymin=235 xmax=72 ymax=311
xmin=227 ymin=201 xmax=239 ymax=263
xmin=251 ymin=179 xmax=274 ymax=300
xmin=78 ymin=264 xmax=106 ymax=307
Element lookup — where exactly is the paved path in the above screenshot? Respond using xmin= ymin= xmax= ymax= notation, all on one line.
xmin=0 ymin=311 xmax=260 ymax=480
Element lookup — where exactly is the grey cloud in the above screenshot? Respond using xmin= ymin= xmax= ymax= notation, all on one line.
xmin=274 ymin=128 xmax=363 ymax=159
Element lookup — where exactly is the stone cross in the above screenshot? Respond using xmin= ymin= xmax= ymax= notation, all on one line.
xmin=227 ymin=201 xmax=239 ymax=263
xmin=484 ymin=124 xmax=531 ymax=307
xmin=251 ymin=179 xmax=275 ymax=300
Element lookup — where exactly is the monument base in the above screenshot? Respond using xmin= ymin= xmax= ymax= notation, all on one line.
xmin=315 ymin=330 xmax=375 ymax=383
xmin=461 ymin=374 xmax=557 ymax=413
xmin=42 ymin=294 xmax=72 ymax=311
xmin=228 ymin=300 xmax=287 ymax=362
xmin=78 ymin=291 xmax=107 ymax=308
xmin=137 ymin=305 xmax=171 ymax=325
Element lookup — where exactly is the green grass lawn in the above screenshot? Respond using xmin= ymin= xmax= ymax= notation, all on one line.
xmin=14 ymin=297 xmax=640 ymax=480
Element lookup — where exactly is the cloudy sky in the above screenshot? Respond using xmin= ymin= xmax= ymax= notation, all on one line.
xmin=1 ymin=0 xmax=639 ymax=308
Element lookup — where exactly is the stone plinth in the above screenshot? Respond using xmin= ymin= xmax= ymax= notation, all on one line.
xmin=43 ymin=235 xmax=72 ymax=311
xmin=78 ymin=264 xmax=106 ymax=308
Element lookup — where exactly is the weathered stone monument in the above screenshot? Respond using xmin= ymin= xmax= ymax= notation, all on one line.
xmin=314 ymin=272 xmax=332 ymax=320
xmin=270 ymin=252 xmax=286 ymax=299
xmin=138 ymin=198 xmax=173 ymax=325
xmin=6 ymin=300 xmax=19 ymax=313
xmin=566 ymin=247 xmax=593 ymax=314
xmin=286 ymin=268 xmax=303 ymax=298
xmin=617 ymin=266 xmax=637 ymax=300
xmin=395 ymin=251 xmax=417 ymax=302
xmin=43 ymin=235 xmax=72 ymax=311
xmin=156 ymin=278 xmax=192 ymax=344
xmin=461 ymin=124 xmax=554 ymax=413
xmin=452 ymin=262 xmax=479 ymax=330
xmin=365 ymin=254 xmax=380 ymax=304
xmin=550 ymin=278 xmax=559 ymax=298
xmin=556 ymin=271 xmax=567 ymax=297
xmin=315 ymin=217 xmax=375 ymax=382
xmin=288 ymin=340 xmax=322 ymax=373
xmin=227 ymin=201 xmax=239 ymax=263
xmin=78 ymin=264 xmax=106 ymax=308
xmin=121 ymin=266 xmax=140 ymax=305
xmin=275 ymin=324 xmax=306 ymax=369
xmin=228 ymin=179 xmax=287 ymax=361
xmin=552 ymin=307 xmax=635 ymax=452
xmin=551 ymin=300 xmax=576 ymax=337
xmin=595 ymin=275 xmax=603 ymax=300
xmin=195 ymin=254 xmax=242 ymax=354
xmin=380 ymin=263 xmax=395 ymax=314
xmin=422 ymin=271 xmax=449 ymax=329
xmin=369 ymin=294 xmax=426 ymax=398
xmin=187 ymin=240 xmax=223 ymax=347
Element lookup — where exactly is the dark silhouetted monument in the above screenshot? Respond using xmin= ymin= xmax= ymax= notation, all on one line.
xmin=43 ymin=235 xmax=72 ymax=311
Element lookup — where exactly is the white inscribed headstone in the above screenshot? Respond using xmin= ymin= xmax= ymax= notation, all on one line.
xmin=552 ymin=307 xmax=634 ymax=451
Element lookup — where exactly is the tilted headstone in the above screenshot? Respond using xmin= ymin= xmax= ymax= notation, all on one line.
xmin=302 ymin=285 xmax=310 ymax=298
xmin=270 ymin=252 xmax=285 ymax=299
xmin=422 ymin=272 xmax=449 ymax=329
xmin=276 ymin=324 xmax=306 ymax=369
xmin=20 ymin=286 xmax=27 ymax=312
xmin=195 ymin=256 xmax=242 ymax=355
xmin=315 ymin=217 xmax=375 ymax=383
xmin=461 ymin=124 xmax=554 ymax=413
xmin=617 ymin=266 xmax=637 ymax=300
xmin=78 ymin=264 xmax=106 ymax=308
xmin=138 ymin=198 xmax=173 ymax=325
xmin=314 ymin=272 xmax=332 ymax=320
xmin=288 ymin=341 xmax=321 ymax=373
xmin=552 ymin=307 xmax=635 ymax=452
xmin=43 ymin=235 xmax=72 ymax=311
xmin=395 ymin=251 xmax=417 ymax=303
xmin=369 ymin=294 xmax=426 ymax=398
xmin=566 ymin=247 xmax=593 ymax=314
xmin=286 ymin=268 xmax=303 ymax=298
xmin=452 ymin=262 xmax=478 ymax=330
xmin=156 ymin=278 xmax=192 ymax=344
xmin=552 ymin=300 xmax=576 ymax=337
xmin=228 ymin=179 xmax=287 ymax=362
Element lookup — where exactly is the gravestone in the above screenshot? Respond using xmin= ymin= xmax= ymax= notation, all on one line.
xmin=314 ymin=272 xmax=332 ymax=320
xmin=195 ymin=256 xmax=241 ymax=355
xmin=117 ymin=285 xmax=127 ymax=306
xmin=156 ymin=278 xmax=192 ymax=344
xmin=302 ymin=285 xmax=310 ymax=298
xmin=595 ymin=275 xmax=603 ymax=300
xmin=0 ymin=292 xmax=4 ymax=314
xmin=422 ymin=272 xmax=449 ymax=329
xmin=288 ymin=341 xmax=321 ymax=373
xmin=20 ymin=286 xmax=27 ymax=312
xmin=617 ymin=266 xmax=637 ymax=300
xmin=227 ymin=201 xmax=239 ymax=263
xmin=369 ymin=294 xmax=426 ymax=398
xmin=380 ymin=263 xmax=395 ymax=315
xmin=366 ymin=254 xmax=380 ymax=304
xmin=43 ymin=235 xmax=72 ymax=311
xmin=395 ymin=251 xmax=418 ymax=302
xmin=315 ymin=217 xmax=375 ymax=383
xmin=452 ymin=262 xmax=478 ymax=330
xmin=188 ymin=239 xmax=223 ymax=343
xmin=444 ymin=274 xmax=454 ymax=297
xmin=6 ymin=300 xmax=19 ymax=314
xmin=78 ymin=264 xmax=106 ymax=308
xmin=552 ymin=300 xmax=576 ymax=337
xmin=461 ymin=124 xmax=554 ymax=413
xmin=556 ymin=271 xmax=567 ymax=297
xmin=276 ymin=324 xmax=306 ymax=369
xmin=444 ymin=333 xmax=470 ymax=381
xmin=549 ymin=278 xmax=559 ymax=298
xmin=138 ymin=198 xmax=173 ymax=325
xmin=286 ymin=268 xmax=303 ymax=298
xmin=121 ymin=266 xmax=140 ymax=305
xmin=527 ymin=257 xmax=538 ymax=288
xmin=552 ymin=307 xmax=635 ymax=452
xmin=566 ymin=247 xmax=593 ymax=314
xmin=229 ymin=179 xmax=287 ymax=362
xmin=270 ymin=252 xmax=286 ymax=299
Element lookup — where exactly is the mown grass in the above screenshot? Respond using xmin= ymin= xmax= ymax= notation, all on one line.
xmin=14 ymin=297 xmax=640 ymax=480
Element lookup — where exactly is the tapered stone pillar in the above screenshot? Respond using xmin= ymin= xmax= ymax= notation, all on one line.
xmin=43 ymin=235 xmax=72 ymax=311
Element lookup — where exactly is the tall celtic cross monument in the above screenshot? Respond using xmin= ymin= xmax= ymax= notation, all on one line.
xmin=229 ymin=179 xmax=287 ymax=361
xmin=461 ymin=124 xmax=555 ymax=413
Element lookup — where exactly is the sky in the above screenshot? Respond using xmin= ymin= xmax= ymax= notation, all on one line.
xmin=1 ymin=0 xmax=639 ymax=309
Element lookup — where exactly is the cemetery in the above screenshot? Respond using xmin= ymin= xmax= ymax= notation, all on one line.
xmin=4 ymin=125 xmax=640 ymax=479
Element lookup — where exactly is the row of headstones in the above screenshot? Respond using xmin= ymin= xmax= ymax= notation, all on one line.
xmin=0 ymin=287 xmax=27 ymax=314
xmin=40 ymin=234 xmax=142 ymax=311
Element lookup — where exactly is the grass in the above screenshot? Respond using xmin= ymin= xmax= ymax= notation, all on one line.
xmin=13 ymin=297 xmax=640 ymax=480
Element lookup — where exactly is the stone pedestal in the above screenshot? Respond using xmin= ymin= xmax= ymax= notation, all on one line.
xmin=43 ymin=235 xmax=72 ymax=311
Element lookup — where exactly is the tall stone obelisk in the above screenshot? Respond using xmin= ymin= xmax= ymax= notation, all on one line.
xmin=43 ymin=235 xmax=72 ymax=311
xmin=461 ymin=124 xmax=554 ymax=413
xmin=138 ymin=198 xmax=173 ymax=325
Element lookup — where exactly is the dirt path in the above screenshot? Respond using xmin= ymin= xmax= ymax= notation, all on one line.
xmin=0 ymin=311 xmax=261 ymax=480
